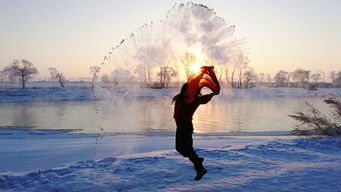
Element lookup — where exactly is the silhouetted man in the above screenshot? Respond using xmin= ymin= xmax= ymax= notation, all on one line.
xmin=173 ymin=83 xmax=219 ymax=180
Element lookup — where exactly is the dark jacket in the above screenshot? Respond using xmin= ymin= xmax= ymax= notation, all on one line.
xmin=174 ymin=93 xmax=214 ymax=126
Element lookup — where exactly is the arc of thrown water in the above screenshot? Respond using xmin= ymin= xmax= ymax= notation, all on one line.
xmin=90 ymin=2 xmax=248 ymax=188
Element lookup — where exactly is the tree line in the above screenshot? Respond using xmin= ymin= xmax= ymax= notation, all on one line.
xmin=271 ymin=69 xmax=341 ymax=88
xmin=1 ymin=58 xmax=340 ymax=89
xmin=0 ymin=59 xmax=65 ymax=88
xmin=89 ymin=65 xmax=341 ymax=89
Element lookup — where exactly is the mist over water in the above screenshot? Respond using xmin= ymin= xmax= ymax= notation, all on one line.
xmin=89 ymin=2 xmax=250 ymax=135
xmin=0 ymin=97 xmax=329 ymax=134
xmin=99 ymin=2 xmax=247 ymax=86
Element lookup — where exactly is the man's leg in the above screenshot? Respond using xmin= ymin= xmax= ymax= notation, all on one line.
xmin=186 ymin=140 xmax=207 ymax=180
xmin=176 ymin=123 xmax=207 ymax=180
xmin=176 ymin=122 xmax=194 ymax=157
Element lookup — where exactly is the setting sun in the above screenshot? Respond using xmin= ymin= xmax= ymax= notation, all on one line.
xmin=190 ymin=62 xmax=204 ymax=74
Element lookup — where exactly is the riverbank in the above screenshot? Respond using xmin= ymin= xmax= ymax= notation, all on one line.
xmin=1 ymin=86 xmax=340 ymax=103
xmin=0 ymin=129 xmax=340 ymax=191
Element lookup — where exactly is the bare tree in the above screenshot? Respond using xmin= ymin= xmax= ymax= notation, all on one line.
xmin=179 ymin=52 xmax=196 ymax=79
xmin=224 ymin=67 xmax=230 ymax=88
xmin=6 ymin=71 xmax=18 ymax=83
xmin=170 ymin=57 xmax=180 ymax=86
xmin=234 ymin=52 xmax=248 ymax=88
xmin=274 ymin=70 xmax=289 ymax=86
xmin=330 ymin=71 xmax=336 ymax=83
xmin=243 ymin=69 xmax=256 ymax=88
xmin=334 ymin=71 xmax=341 ymax=87
xmin=258 ymin=73 xmax=265 ymax=83
xmin=56 ymin=73 xmax=65 ymax=88
xmin=217 ymin=66 xmax=224 ymax=83
xmin=48 ymin=68 xmax=65 ymax=87
xmin=287 ymin=72 xmax=294 ymax=83
xmin=0 ymin=70 xmax=5 ymax=82
xmin=89 ymin=66 xmax=100 ymax=85
xmin=311 ymin=73 xmax=322 ymax=84
xmin=48 ymin=67 xmax=58 ymax=82
xmin=292 ymin=68 xmax=310 ymax=85
xmin=101 ymin=74 xmax=110 ymax=87
xmin=111 ymin=67 xmax=134 ymax=87
xmin=158 ymin=66 xmax=177 ymax=88
xmin=3 ymin=59 xmax=38 ymax=88
xmin=134 ymin=64 xmax=146 ymax=84
xmin=237 ymin=64 xmax=247 ymax=88
xmin=230 ymin=66 xmax=236 ymax=87
xmin=319 ymin=71 xmax=325 ymax=83
xmin=266 ymin=73 xmax=272 ymax=84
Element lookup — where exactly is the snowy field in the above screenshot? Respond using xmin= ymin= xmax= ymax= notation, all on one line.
xmin=1 ymin=84 xmax=341 ymax=191
xmin=0 ymin=130 xmax=340 ymax=192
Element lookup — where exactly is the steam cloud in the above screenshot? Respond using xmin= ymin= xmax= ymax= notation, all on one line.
xmin=100 ymin=2 xmax=247 ymax=85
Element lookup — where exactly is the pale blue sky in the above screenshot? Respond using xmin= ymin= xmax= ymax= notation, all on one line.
xmin=0 ymin=0 xmax=340 ymax=78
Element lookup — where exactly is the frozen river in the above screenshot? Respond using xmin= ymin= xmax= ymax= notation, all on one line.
xmin=0 ymin=96 xmax=328 ymax=134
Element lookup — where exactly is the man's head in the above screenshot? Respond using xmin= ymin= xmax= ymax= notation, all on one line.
xmin=172 ymin=83 xmax=188 ymax=103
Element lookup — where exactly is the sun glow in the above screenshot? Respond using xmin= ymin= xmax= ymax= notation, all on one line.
xmin=189 ymin=50 xmax=208 ymax=75
xmin=190 ymin=62 xmax=204 ymax=74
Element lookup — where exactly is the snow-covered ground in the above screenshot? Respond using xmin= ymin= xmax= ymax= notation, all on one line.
xmin=0 ymin=129 xmax=340 ymax=191
xmin=0 ymin=81 xmax=94 ymax=89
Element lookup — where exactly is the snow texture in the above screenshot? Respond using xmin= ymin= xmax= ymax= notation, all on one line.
xmin=1 ymin=129 xmax=340 ymax=192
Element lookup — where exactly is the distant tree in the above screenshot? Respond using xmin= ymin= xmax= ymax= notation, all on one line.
xmin=179 ymin=52 xmax=196 ymax=79
xmin=89 ymin=66 xmax=100 ymax=83
xmin=330 ymin=71 xmax=336 ymax=83
xmin=321 ymin=71 xmax=326 ymax=83
xmin=292 ymin=68 xmax=310 ymax=84
xmin=134 ymin=64 xmax=148 ymax=84
xmin=134 ymin=49 xmax=152 ymax=83
xmin=237 ymin=65 xmax=246 ymax=87
xmin=242 ymin=68 xmax=256 ymax=88
xmin=311 ymin=73 xmax=322 ymax=84
xmin=252 ymin=72 xmax=259 ymax=84
xmin=3 ymin=59 xmax=38 ymax=88
xmin=133 ymin=61 xmax=155 ymax=86
xmin=258 ymin=73 xmax=265 ymax=83
xmin=111 ymin=67 xmax=134 ymax=87
xmin=158 ymin=66 xmax=177 ymax=88
xmin=334 ymin=71 xmax=341 ymax=87
xmin=274 ymin=70 xmax=289 ymax=86
xmin=236 ymin=53 xmax=248 ymax=88
xmin=101 ymin=74 xmax=110 ymax=86
xmin=224 ymin=66 xmax=230 ymax=87
xmin=48 ymin=67 xmax=58 ymax=81
xmin=56 ymin=73 xmax=65 ymax=88
xmin=47 ymin=67 xmax=65 ymax=87
xmin=169 ymin=57 xmax=180 ymax=86
xmin=266 ymin=73 xmax=272 ymax=83
xmin=6 ymin=71 xmax=18 ymax=83
xmin=0 ymin=70 xmax=5 ymax=82
xmin=231 ymin=65 xmax=236 ymax=87
xmin=287 ymin=72 xmax=294 ymax=83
